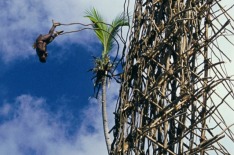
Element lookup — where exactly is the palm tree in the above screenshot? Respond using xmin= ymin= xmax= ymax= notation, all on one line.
xmin=85 ymin=8 xmax=128 ymax=154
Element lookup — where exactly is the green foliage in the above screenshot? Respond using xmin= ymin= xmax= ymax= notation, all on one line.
xmin=85 ymin=8 xmax=128 ymax=60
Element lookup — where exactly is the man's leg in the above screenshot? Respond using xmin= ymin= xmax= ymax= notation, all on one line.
xmin=40 ymin=34 xmax=52 ymax=42
xmin=48 ymin=20 xmax=60 ymax=34
xmin=48 ymin=25 xmax=56 ymax=34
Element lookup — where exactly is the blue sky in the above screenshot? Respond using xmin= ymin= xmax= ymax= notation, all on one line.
xmin=1 ymin=0 xmax=234 ymax=154
xmin=0 ymin=0 xmax=134 ymax=154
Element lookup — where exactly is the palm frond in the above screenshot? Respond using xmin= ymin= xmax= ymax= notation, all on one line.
xmin=103 ymin=14 xmax=129 ymax=57
xmin=85 ymin=8 xmax=108 ymax=47
xmin=85 ymin=8 xmax=129 ymax=60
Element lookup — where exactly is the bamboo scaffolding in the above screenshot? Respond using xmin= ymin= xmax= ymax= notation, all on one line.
xmin=111 ymin=0 xmax=234 ymax=154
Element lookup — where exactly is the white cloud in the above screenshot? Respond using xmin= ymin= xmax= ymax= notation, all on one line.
xmin=0 ymin=93 xmax=122 ymax=155
xmin=0 ymin=79 xmax=120 ymax=155
xmin=0 ymin=103 xmax=11 ymax=116
xmin=0 ymin=0 xmax=134 ymax=63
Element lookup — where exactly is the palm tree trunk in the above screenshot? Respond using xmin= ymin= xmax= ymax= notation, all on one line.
xmin=102 ymin=75 xmax=111 ymax=154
